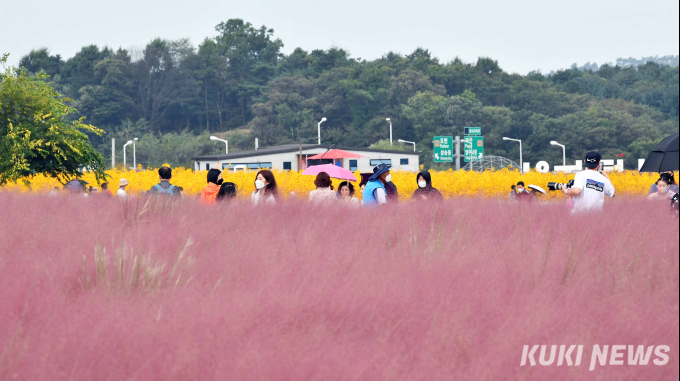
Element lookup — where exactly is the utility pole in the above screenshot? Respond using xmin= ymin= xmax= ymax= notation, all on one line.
xmin=455 ymin=136 xmax=461 ymax=171
xmin=111 ymin=138 xmax=115 ymax=169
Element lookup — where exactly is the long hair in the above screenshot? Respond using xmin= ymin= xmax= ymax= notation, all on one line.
xmin=256 ymin=170 xmax=278 ymax=198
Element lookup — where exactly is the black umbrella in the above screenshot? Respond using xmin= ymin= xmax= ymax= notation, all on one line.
xmin=639 ymin=133 xmax=679 ymax=173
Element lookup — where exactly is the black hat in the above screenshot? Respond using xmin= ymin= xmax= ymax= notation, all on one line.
xmin=584 ymin=151 xmax=601 ymax=169
xmin=359 ymin=173 xmax=372 ymax=186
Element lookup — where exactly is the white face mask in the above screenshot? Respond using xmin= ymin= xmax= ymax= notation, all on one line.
xmin=384 ymin=174 xmax=392 ymax=183
xmin=517 ymin=188 xmax=524 ymax=193
xmin=255 ymin=180 xmax=266 ymax=190
xmin=418 ymin=181 xmax=427 ymax=188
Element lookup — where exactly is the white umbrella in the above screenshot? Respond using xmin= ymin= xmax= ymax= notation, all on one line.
xmin=528 ymin=184 xmax=547 ymax=195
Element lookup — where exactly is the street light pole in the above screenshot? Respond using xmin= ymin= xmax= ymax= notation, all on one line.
xmin=318 ymin=117 xmax=326 ymax=145
xmin=123 ymin=140 xmax=133 ymax=171
xmin=503 ymin=137 xmax=522 ymax=173
xmin=133 ymin=138 xmax=138 ymax=170
xmin=297 ymin=137 xmax=317 ymax=173
xmin=210 ymin=136 xmax=229 ymax=153
xmin=550 ymin=141 xmax=566 ymax=167
xmin=386 ymin=118 xmax=392 ymax=145
xmin=398 ymin=139 xmax=416 ymax=152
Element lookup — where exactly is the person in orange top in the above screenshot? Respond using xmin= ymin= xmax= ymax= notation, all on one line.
xmin=200 ymin=168 xmax=223 ymax=204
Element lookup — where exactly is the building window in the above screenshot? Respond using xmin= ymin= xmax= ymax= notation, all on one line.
xmin=205 ymin=163 xmax=210 ymax=170
xmin=283 ymin=162 xmax=292 ymax=170
xmin=349 ymin=160 xmax=358 ymax=171
xmin=307 ymin=159 xmax=334 ymax=167
xmin=222 ymin=163 xmax=273 ymax=170
xmin=370 ymin=159 xmax=392 ymax=166
xmin=400 ymin=158 xmax=409 ymax=165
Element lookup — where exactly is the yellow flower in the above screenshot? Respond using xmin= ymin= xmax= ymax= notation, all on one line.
xmin=3 ymin=167 xmax=669 ymax=200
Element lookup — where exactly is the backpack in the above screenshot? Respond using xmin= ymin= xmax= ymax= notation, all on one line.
xmin=153 ymin=183 xmax=177 ymax=196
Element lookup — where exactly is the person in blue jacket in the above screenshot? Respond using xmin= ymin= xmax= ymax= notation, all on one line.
xmin=362 ymin=163 xmax=392 ymax=206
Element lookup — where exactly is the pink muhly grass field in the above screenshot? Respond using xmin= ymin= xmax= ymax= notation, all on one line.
xmin=0 ymin=193 xmax=677 ymax=381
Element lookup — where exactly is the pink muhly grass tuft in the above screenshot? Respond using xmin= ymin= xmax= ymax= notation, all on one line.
xmin=0 ymin=193 xmax=677 ymax=380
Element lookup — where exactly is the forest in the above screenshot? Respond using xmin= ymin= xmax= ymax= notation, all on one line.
xmin=16 ymin=19 xmax=680 ymax=169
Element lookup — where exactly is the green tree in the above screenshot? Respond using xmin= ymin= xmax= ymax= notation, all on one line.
xmin=0 ymin=54 xmax=107 ymax=185
xmin=214 ymin=19 xmax=284 ymax=125
xmin=402 ymin=91 xmax=447 ymax=140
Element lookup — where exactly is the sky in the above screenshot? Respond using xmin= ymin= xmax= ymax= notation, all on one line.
xmin=1 ymin=0 xmax=678 ymax=74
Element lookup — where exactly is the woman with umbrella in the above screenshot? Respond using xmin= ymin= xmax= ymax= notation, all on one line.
xmin=337 ymin=181 xmax=361 ymax=206
xmin=648 ymin=172 xmax=678 ymax=195
xmin=647 ymin=177 xmax=678 ymax=200
xmin=309 ymin=172 xmax=337 ymax=204
xmin=302 ymin=161 xmax=359 ymax=204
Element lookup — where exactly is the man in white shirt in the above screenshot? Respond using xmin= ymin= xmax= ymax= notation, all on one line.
xmin=117 ymin=178 xmax=129 ymax=197
xmin=563 ymin=151 xmax=615 ymax=213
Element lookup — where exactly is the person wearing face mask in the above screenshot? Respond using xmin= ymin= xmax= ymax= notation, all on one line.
xmin=648 ymin=172 xmax=679 ymax=195
xmin=251 ymin=169 xmax=278 ymax=205
xmin=200 ymin=168 xmax=223 ymax=204
xmin=412 ymin=170 xmax=443 ymax=201
xmin=362 ymin=163 xmax=392 ymax=206
xmin=647 ymin=178 xmax=677 ymax=200
xmin=514 ymin=181 xmax=533 ymax=202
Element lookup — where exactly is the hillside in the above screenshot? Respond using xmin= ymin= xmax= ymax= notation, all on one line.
xmin=17 ymin=19 xmax=679 ymax=168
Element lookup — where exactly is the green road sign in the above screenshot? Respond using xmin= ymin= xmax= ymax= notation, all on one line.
xmin=433 ymin=136 xmax=454 ymax=163
xmin=464 ymin=127 xmax=482 ymax=136
xmin=464 ymin=136 xmax=484 ymax=162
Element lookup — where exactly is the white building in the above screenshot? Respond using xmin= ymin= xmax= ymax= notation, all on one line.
xmin=194 ymin=144 xmax=420 ymax=173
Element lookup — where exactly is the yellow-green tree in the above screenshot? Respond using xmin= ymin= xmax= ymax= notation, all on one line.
xmin=0 ymin=54 xmax=107 ymax=185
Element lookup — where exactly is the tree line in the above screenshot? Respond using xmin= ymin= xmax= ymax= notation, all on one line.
xmin=17 ymin=19 xmax=680 ymax=169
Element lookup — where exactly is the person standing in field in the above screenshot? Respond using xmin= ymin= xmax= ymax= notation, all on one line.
xmin=100 ymin=183 xmax=111 ymax=195
xmin=412 ymin=170 xmax=443 ymax=201
xmin=363 ymin=163 xmax=392 ymax=206
xmin=309 ymin=172 xmax=337 ymax=204
xmin=514 ymin=181 xmax=533 ymax=202
xmin=148 ymin=167 xmax=181 ymax=197
xmin=647 ymin=177 xmax=677 ymax=200
xmin=251 ymin=170 xmax=278 ymax=205
xmin=385 ymin=181 xmax=399 ymax=203
xmin=648 ymin=172 xmax=678 ymax=195
xmin=217 ymin=182 xmax=238 ymax=201
xmin=337 ymin=181 xmax=361 ymax=206
xmin=562 ymin=151 xmax=615 ymax=213
xmin=200 ymin=168 xmax=223 ymax=204
xmin=117 ymin=178 xmax=129 ymax=197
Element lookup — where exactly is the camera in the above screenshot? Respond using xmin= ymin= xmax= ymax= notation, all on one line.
xmin=547 ymin=179 xmax=574 ymax=191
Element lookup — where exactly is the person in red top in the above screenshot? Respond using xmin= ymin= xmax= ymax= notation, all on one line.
xmin=515 ymin=181 xmax=534 ymax=202
xmin=200 ymin=168 xmax=223 ymax=204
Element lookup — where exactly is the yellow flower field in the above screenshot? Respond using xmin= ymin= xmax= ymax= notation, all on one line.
xmin=3 ymin=167 xmax=667 ymax=200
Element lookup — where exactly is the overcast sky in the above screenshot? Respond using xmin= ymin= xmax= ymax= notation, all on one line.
xmin=1 ymin=0 xmax=678 ymax=74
